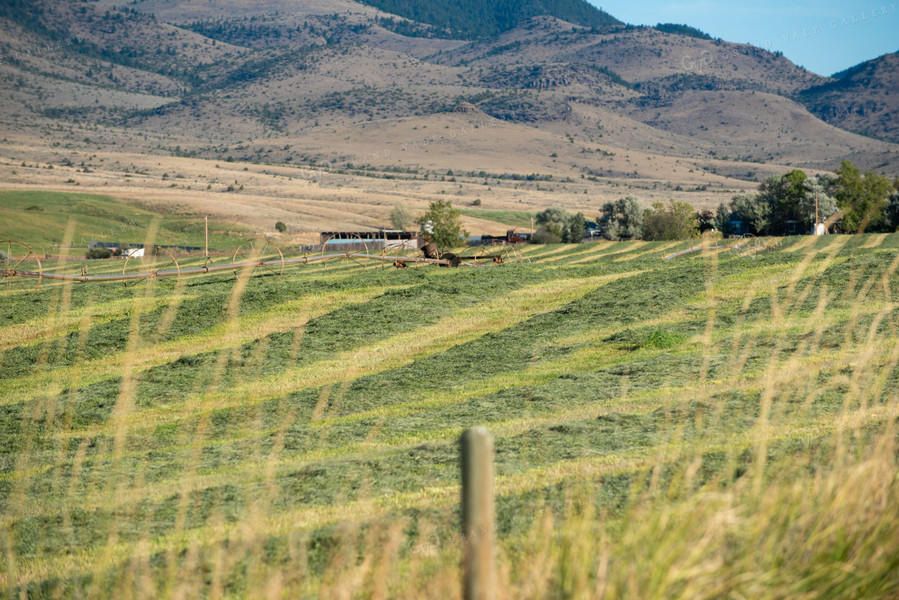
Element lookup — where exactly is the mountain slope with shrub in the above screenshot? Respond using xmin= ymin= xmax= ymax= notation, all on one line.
xmin=353 ymin=0 xmax=621 ymax=38
xmin=0 ymin=0 xmax=896 ymax=212
xmin=800 ymin=52 xmax=899 ymax=144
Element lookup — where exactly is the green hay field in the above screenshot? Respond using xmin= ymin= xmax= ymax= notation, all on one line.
xmin=459 ymin=209 xmax=536 ymax=230
xmin=1 ymin=206 xmax=899 ymax=598
xmin=0 ymin=191 xmax=246 ymax=254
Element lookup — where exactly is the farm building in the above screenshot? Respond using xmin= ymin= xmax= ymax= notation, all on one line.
xmin=319 ymin=230 xmax=421 ymax=252
xmin=88 ymin=241 xmax=204 ymax=254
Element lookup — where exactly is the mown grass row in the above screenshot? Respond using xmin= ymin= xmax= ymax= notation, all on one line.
xmin=1 ymin=232 xmax=898 ymax=598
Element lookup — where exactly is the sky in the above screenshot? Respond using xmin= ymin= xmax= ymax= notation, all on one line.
xmin=589 ymin=1 xmax=899 ymax=76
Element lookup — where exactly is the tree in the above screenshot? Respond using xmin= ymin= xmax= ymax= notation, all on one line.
xmin=722 ymin=171 xmax=838 ymax=236
xmin=697 ymin=208 xmax=716 ymax=233
xmin=531 ymin=229 xmax=561 ymax=244
xmin=417 ymin=200 xmax=466 ymax=248
xmin=833 ymin=160 xmax=894 ymax=232
xmin=728 ymin=192 xmax=771 ymax=235
xmin=714 ymin=203 xmax=731 ymax=234
xmin=390 ymin=202 xmax=415 ymax=230
xmin=643 ymin=200 xmax=699 ymax=240
xmin=563 ymin=212 xmax=587 ymax=243
xmin=535 ymin=206 xmax=584 ymax=243
xmin=886 ymin=190 xmax=899 ymax=232
xmin=758 ymin=169 xmax=808 ymax=232
xmin=800 ymin=176 xmax=838 ymax=231
xmin=535 ymin=206 xmax=568 ymax=239
xmin=600 ymin=196 xmax=644 ymax=240
xmin=275 ymin=221 xmax=287 ymax=233
xmin=535 ymin=206 xmax=569 ymax=227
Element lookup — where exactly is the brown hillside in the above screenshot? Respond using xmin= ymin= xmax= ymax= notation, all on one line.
xmin=0 ymin=0 xmax=896 ymax=237
xmin=801 ymin=52 xmax=899 ymax=144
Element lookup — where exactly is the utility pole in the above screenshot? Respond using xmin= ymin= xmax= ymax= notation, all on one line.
xmin=205 ymin=215 xmax=209 ymax=258
xmin=814 ymin=191 xmax=819 ymax=235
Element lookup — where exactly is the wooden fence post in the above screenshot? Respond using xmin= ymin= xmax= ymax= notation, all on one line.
xmin=461 ymin=427 xmax=495 ymax=600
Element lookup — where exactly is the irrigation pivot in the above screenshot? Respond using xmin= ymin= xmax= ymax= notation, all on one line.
xmin=121 ymin=246 xmax=181 ymax=287
xmin=0 ymin=240 xmax=42 ymax=294
xmin=232 ymin=238 xmax=285 ymax=279
xmin=0 ymin=239 xmax=524 ymax=288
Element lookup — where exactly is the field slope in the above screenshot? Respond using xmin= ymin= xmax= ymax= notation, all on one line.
xmin=1 ymin=228 xmax=899 ymax=598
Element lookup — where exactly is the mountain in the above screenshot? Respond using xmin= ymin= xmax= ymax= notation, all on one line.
xmin=0 ymin=0 xmax=896 ymax=237
xmin=353 ymin=0 xmax=621 ymax=38
xmin=800 ymin=52 xmax=899 ymax=144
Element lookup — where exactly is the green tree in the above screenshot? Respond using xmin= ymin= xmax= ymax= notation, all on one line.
xmin=714 ymin=203 xmax=731 ymax=234
xmin=600 ymin=196 xmax=644 ymax=240
xmin=563 ymin=212 xmax=587 ymax=243
xmin=728 ymin=192 xmax=771 ymax=235
xmin=721 ymin=174 xmax=839 ymax=236
xmin=390 ymin=202 xmax=415 ymax=230
xmin=800 ymin=176 xmax=838 ymax=231
xmin=531 ymin=229 xmax=562 ymax=244
xmin=417 ymin=200 xmax=466 ymax=248
xmin=535 ymin=206 xmax=569 ymax=241
xmin=886 ymin=190 xmax=899 ymax=232
xmin=535 ymin=207 xmax=586 ymax=243
xmin=833 ymin=160 xmax=894 ymax=232
xmin=697 ymin=208 xmax=716 ymax=233
xmin=643 ymin=200 xmax=699 ymax=241
xmin=535 ymin=206 xmax=569 ymax=225
xmin=535 ymin=207 xmax=568 ymax=229
xmin=758 ymin=169 xmax=807 ymax=231
xmin=275 ymin=221 xmax=287 ymax=233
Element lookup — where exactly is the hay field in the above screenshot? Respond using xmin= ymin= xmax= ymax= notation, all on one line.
xmin=1 ymin=212 xmax=899 ymax=598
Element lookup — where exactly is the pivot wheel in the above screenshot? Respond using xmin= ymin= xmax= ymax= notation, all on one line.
xmin=0 ymin=240 xmax=42 ymax=295
xmin=232 ymin=238 xmax=284 ymax=280
xmin=122 ymin=246 xmax=181 ymax=287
